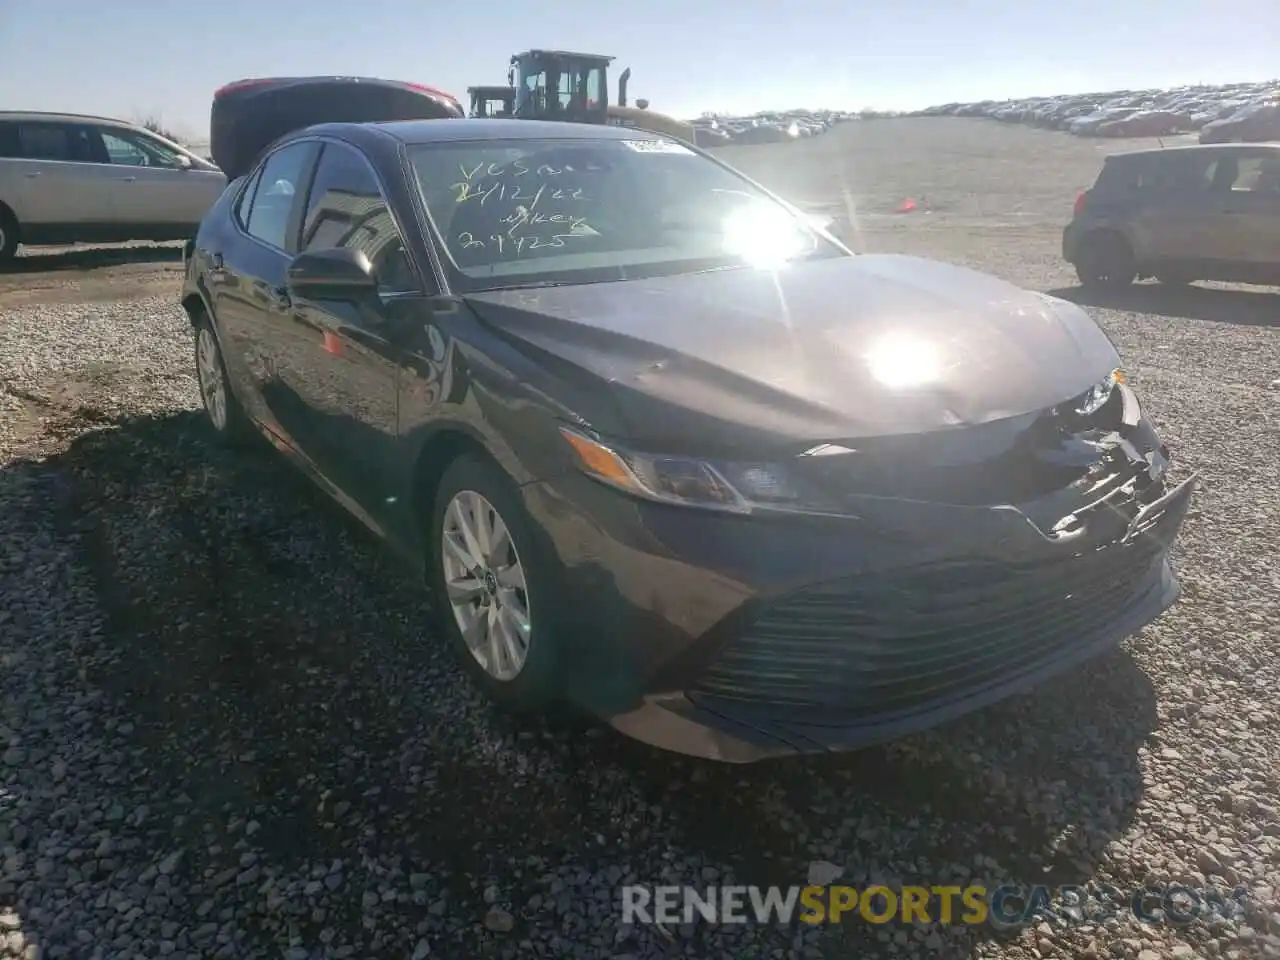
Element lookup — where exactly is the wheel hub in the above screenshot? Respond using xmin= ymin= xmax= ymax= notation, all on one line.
xmin=440 ymin=490 xmax=532 ymax=682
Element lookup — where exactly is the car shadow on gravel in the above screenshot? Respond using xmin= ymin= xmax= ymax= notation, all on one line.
xmin=1049 ymin=281 xmax=1280 ymax=327
xmin=1 ymin=410 xmax=1160 ymax=959
xmin=1 ymin=244 xmax=183 ymax=274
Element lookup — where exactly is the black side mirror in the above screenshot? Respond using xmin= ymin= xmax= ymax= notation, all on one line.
xmin=287 ymin=247 xmax=377 ymax=301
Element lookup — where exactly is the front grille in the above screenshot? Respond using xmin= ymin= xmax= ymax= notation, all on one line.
xmin=691 ymin=535 xmax=1165 ymax=718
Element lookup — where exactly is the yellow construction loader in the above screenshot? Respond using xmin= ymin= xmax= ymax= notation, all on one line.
xmin=474 ymin=49 xmax=698 ymax=143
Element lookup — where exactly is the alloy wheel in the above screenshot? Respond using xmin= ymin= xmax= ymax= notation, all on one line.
xmin=195 ymin=327 xmax=229 ymax=431
xmin=440 ymin=490 xmax=532 ymax=682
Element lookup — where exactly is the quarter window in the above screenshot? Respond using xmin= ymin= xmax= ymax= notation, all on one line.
xmin=243 ymin=142 xmax=316 ymax=251
xmin=234 ymin=168 xmax=264 ymax=228
xmin=300 ymin=142 xmax=418 ymax=293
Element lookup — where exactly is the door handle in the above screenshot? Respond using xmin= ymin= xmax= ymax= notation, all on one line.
xmin=116 ymin=176 xmax=138 ymax=183
xmin=23 ymin=172 xmax=40 ymax=179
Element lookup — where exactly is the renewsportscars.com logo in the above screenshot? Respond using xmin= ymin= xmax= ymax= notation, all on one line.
xmin=621 ymin=883 xmax=1252 ymax=928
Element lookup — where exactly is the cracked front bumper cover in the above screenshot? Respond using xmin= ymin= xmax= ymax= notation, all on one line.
xmin=610 ymin=473 xmax=1195 ymax=762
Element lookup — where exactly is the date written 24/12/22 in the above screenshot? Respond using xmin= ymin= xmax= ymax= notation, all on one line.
xmin=449 ymin=160 xmax=600 ymax=255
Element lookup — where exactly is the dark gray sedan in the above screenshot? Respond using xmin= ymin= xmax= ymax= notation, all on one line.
xmin=181 ymin=113 xmax=1195 ymax=762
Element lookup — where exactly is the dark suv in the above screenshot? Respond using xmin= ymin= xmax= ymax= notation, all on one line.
xmin=1063 ymin=143 xmax=1280 ymax=290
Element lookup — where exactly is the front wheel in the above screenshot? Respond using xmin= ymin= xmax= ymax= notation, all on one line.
xmin=429 ymin=454 xmax=563 ymax=711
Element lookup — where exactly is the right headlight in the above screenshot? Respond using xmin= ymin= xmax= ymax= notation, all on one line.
xmin=558 ymin=426 xmax=851 ymax=517
xmin=1073 ymin=367 xmax=1125 ymax=418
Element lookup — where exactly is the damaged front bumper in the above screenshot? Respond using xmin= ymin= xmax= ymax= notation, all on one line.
xmin=521 ymin=392 xmax=1196 ymax=762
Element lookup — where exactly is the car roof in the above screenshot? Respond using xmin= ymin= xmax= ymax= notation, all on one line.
xmin=350 ymin=118 xmax=667 ymax=145
xmin=0 ymin=110 xmax=146 ymax=129
xmin=1108 ymin=142 xmax=1280 ymax=162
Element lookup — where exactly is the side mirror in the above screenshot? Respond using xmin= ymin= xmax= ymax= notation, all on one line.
xmin=287 ymin=247 xmax=377 ymax=301
xmin=175 ymin=154 xmax=192 ymax=170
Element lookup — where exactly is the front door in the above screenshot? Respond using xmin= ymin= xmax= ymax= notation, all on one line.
xmin=277 ymin=140 xmax=425 ymax=522
xmin=93 ymin=125 xmax=227 ymax=231
xmin=210 ymin=140 xmax=319 ymax=446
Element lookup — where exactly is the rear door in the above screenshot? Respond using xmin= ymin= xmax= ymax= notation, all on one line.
xmin=1128 ymin=151 xmax=1228 ymax=265
xmin=208 ymin=139 xmax=319 ymax=445
xmin=277 ymin=139 xmax=422 ymax=518
xmin=1 ymin=120 xmax=115 ymax=228
xmin=92 ymin=126 xmax=226 ymax=231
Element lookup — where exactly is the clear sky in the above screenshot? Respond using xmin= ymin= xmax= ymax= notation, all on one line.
xmin=2 ymin=0 xmax=1277 ymax=141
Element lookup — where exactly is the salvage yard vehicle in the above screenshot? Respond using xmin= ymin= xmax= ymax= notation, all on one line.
xmin=501 ymin=49 xmax=698 ymax=142
xmin=0 ymin=111 xmax=225 ymax=262
xmin=182 ymin=92 xmax=1196 ymax=762
xmin=467 ymin=85 xmax=515 ymax=119
xmin=210 ymin=75 xmax=463 ymax=177
xmin=1064 ymin=142 xmax=1280 ymax=290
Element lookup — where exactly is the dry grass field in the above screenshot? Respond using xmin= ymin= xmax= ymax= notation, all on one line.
xmin=0 ymin=118 xmax=1277 ymax=960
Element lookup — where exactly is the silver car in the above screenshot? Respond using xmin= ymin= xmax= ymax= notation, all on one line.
xmin=0 ymin=111 xmax=226 ymax=262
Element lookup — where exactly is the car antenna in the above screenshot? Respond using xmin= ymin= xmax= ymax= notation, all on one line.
xmin=1158 ymin=136 xmax=1166 ymax=148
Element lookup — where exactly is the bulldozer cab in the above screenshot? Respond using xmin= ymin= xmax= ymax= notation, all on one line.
xmin=509 ymin=50 xmax=611 ymax=124
xmin=467 ymin=85 xmax=515 ymax=119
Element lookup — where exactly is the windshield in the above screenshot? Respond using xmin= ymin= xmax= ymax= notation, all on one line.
xmin=407 ymin=137 xmax=841 ymax=291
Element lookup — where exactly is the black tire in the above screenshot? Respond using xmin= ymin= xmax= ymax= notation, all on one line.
xmin=0 ymin=207 xmax=19 ymax=264
xmin=429 ymin=454 xmax=563 ymax=712
xmin=192 ymin=311 xmax=253 ymax=445
xmin=1075 ymin=233 xmax=1136 ymax=290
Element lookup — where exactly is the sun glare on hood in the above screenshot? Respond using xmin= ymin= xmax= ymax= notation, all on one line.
xmin=865 ymin=333 xmax=944 ymax=388
xmin=721 ymin=202 xmax=809 ymax=269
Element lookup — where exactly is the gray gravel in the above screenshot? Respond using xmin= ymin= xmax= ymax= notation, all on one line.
xmin=2 ymin=120 xmax=1279 ymax=959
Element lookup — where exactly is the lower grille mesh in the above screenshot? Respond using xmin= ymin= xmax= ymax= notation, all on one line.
xmin=692 ymin=536 xmax=1165 ymax=718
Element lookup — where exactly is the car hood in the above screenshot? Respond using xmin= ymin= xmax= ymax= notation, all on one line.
xmin=464 ymin=254 xmax=1120 ymax=452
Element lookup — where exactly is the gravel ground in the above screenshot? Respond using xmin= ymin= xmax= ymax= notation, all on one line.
xmin=1 ymin=118 xmax=1277 ymax=960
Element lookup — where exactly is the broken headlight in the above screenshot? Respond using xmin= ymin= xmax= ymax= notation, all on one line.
xmin=1074 ymin=367 xmax=1125 ymax=417
xmin=559 ymin=426 xmax=849 ymax=516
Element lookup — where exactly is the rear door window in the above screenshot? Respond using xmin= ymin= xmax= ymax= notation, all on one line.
xmin=0 ymin=122 xmax=19 ymax=159
xmin=1096 ymin=154 xmax=1212 ymax=198
xmin=13 ymin=122 xmax=98 ymax=162
xmin=242 ymin=141 xmax=317 ymax=251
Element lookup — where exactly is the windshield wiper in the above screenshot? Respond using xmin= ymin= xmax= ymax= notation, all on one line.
xmin=483 ymin=279 xmax=585 ymax=291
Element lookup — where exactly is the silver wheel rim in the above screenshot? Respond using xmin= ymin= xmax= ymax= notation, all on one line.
xmin=0 ymin=223 xmax=8 ymax=253
xmin=196 ymin=327 xmax=228 ymax=431
xmin=441 ymin=490 xmax=531 ymax=682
